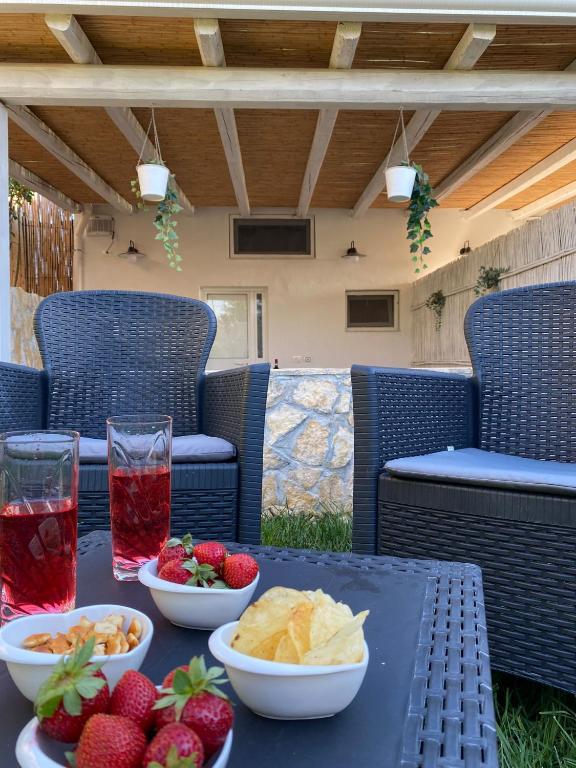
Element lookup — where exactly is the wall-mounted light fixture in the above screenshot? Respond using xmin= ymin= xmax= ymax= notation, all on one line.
xmin=117 ymin=240 xmax=146 ymax=263
xmin=342 ymin=241 xmax=367 ymax=263
xmin=459 ymin=240 xmax=472 ymax=256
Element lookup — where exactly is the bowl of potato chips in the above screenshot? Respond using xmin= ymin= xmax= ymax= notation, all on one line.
xmin=208 ymin=587 xmax=369 ymax=719
xmin=0 ymin=604 xmax=152 ymax=701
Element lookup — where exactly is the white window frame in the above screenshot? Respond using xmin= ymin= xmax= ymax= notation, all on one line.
xmin=345 ymin=289 xmax=400 ymax=332
xmin=201 ymin=287 xmax=269 ymax=367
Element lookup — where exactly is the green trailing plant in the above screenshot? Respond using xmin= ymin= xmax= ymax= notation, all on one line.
xmin=406 ymin=163 xmax=438 ymax=273
xmin=425 ymin=289 xmax=446 ymax=331
xmin=131 ymin=176 xmax=183 ymax=271
xmin=8 ymin=179 xmax=34 ymax=221
xmin=474 ymin=265 xmax=510 ymax=296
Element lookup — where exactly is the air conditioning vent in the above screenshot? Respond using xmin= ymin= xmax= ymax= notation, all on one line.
xmin=86 ymin=215 xmax=115 ymax=237
xmin=230 ymin=216 xmax=314 ymax=259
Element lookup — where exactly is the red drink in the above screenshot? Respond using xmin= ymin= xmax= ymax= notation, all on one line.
xmin=109 ymin=466 xmax=170 ymax=579
xmin=0 ymin=498 xmax=77 ymax=622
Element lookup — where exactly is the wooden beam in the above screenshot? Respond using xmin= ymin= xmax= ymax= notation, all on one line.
xmin=297 ymin=21 xmax=361 ymax=218
xmin=5 ymin=104 xmax=133 ymax=212
xmin=1 ymin=66 xmax=576 ymax=111
xmin=3 ymin=0 xmax=576 ymax=24
xmin=194 ymin=18 xmax=249 ymax=216
xmin=511 ymin=180 xmax=576 ymax=220
xmin=463 ymin=136 xmax=576 ymax=218
xmin=45 ymin=14 xmax=194 ymax=213
xmin=351 ymin=23 xmax=495 ymax=218
xmin=435 ymin=57 xmax=576 ymax=201
xmin=0 ymin=105 xmax=10 ymax=362
xmin=9 ymin=159 xmax=82 ymax=212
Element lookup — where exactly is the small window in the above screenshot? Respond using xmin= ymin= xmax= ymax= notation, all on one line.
xmin=230 ymin=216 xmax=315 ymax=259
xmin=346 ymin=290 xmax=399 ymax=332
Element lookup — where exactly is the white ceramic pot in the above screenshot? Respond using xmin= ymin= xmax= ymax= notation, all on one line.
xmin=385 ymin=165 xmax=417 ymax=203
xmin=136 ymin=163 xmax=170 ymax=202
xmin=15 ymin=718 xmax=233 ymax=768
xmin=138 ymin=559 xmax=259 ymax=630
xmin=0 ymin=604 xmax=153 ymax=701
xmin=208 ymin=622 xmax=369 ymax=720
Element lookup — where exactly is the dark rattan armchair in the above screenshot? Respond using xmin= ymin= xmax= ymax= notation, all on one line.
xmin=351 ymin=281 xmax=576 ymax=693
xmin=0 ymin=290 xmax=270 ymax=543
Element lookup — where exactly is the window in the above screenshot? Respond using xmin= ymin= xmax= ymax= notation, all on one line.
xmin=346 ymin=290 xmax=399 ymax=331
xmin=201 ymin=287 xmax=268 ymax=367
xmin=230 ymin=216 xmax=315 ymax=259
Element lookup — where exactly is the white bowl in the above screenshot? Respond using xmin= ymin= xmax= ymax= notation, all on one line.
xmin=0 ymin=604 xmax=153 ymax=701
xmin=138 ymin=559 xmax=259 ymax=630
xmin=208 ymin=621 xmax=369 ymax=720
xmin=15 ymin=717 xmax=233 ymax=768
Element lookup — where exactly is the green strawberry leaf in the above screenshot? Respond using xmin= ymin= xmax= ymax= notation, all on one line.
xmin=36 ymin=691 xmax=64 ymax=720
xmin=153 ymin=693 xmax=182 ymax=710
xmin=72 ymin=636 xmax=96 ymax=669
xmin=65 ymin=750 xmax=77 ymax=767
xmin=75 ymin=676 xmax=106 ymax=699
xmin=172 ymin=668 xmax=192 ymax=695
xmin=63 ymin=687 xmax=82 ymax=717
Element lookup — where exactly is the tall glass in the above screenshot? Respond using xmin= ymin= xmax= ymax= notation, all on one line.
xmin=0 ymin=430 xmax=79 ymax=623
xmin=107 ymin=415 xmax=172 ymax=581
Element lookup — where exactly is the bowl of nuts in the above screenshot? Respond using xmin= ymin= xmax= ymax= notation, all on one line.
xmin=0 ymin=604 xmax=152 ymax=701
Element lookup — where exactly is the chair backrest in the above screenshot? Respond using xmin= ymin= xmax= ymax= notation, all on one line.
xmin=35 ymin=291 xmax=216 ymax=438
xmin=464 ymin=281 xmax=576 ymax=462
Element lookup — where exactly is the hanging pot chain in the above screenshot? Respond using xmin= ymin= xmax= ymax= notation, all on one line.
xmin=137 ymin=108 xmax=164 ymax=166
xmin=385 ymin=109 xmax=410 ymax=170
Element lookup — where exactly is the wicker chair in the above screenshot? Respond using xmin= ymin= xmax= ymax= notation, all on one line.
xmin=351 ymin=281 xmax=576 ymax=693
xmin=0 ymin=290 xmax=270 ymax=543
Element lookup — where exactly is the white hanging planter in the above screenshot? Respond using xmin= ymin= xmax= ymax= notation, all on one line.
xmin=136 ymin=163 xmax=170 ymax=202
xmin=385 ymin=165 xmax=417 ymax=203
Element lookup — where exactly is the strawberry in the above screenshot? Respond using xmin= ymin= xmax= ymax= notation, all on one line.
xmin=154 ymin=656 xmax=234 ymax=757
xmin=192 ymin=542 xmax=228 ymax=574
xmin=69 ymin=714 xmax=147 ymax=768
xmin=159 ymin=559 xmax=228 ymax=589
xmin=158 ymin=534 xmax=194 ymax=573
xmin=222 ymin=553 xmax=259 ymax=589
xmin=35 ymin=636 xmax=110 ymax=743
xmin=108 ymin=670 xmax=158 ymax=732
xmin=143 ymin=723 xmax=204 ymax=768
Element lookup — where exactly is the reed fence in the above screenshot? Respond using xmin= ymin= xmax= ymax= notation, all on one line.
xmin=412 ymin=201 xmax=576 ymax=366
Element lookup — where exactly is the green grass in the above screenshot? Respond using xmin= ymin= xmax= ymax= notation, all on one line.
xmin=261 ymin=505 xmax=576 ymax=768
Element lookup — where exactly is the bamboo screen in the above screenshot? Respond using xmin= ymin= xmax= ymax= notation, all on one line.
xmin=412 ymin=201 xmax=576 ymax=367
xmin=10 ymin=195 xmax=74 ymax=296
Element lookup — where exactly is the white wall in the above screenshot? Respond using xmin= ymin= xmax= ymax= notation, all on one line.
xmin=79 ymin=206 xmax=518 ymax=369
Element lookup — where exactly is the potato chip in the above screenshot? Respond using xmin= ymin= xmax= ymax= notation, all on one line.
xmin=249 ymin=630 xmax=286 ymax=661
xmin=303 ymin=611 xmax=369 ymax=666
xmin=231 ymin=588 xmax=311 ymax=655
xmin=274 ymin=634 xmax=300 ymax=664
xmin=287 ymin=602 xmax=314 ymax=661
xmin=232 ymin=587 xmax=369 ymax=667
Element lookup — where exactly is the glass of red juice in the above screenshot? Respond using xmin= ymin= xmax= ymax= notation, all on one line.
xmin=0 ymin=430 xmax=79 ymax=623
xmin=107 ymin=415 xmax=172 ymax=581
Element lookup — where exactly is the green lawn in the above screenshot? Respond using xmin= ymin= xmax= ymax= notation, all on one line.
xmin=262 ymin=506 xmax=576 ymax=768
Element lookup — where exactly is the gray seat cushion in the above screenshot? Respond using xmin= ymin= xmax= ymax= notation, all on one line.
xmin=80 ymin=434 xmax=236 ymax=465
xmin=385 ymin=447 xmax=576 ymax=497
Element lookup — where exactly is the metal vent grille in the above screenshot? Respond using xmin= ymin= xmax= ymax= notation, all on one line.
xmin=86 ymin=215 xmax=115 ymax=237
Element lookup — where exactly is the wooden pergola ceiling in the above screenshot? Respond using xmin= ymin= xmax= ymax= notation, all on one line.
xmin=2 ymin=14 xmax=576 ymax=218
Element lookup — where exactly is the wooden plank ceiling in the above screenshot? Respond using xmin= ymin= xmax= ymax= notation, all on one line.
xmin=2 ymin=15 xmax=576 ymax=212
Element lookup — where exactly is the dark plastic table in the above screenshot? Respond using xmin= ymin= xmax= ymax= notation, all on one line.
xmin=1 ymin=532 xmax=498 ymax=768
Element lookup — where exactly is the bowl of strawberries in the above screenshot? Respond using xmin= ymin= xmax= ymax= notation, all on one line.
xmin=138 ymin=535 xmax=260 ymax=630
xmin=15 ymin=639 xmax=234 ymax=768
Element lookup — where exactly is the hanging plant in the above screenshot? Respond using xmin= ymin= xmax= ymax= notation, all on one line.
xmin=130 ymin=108 xmax=183 ymax=271
xmin=8 ymin=179 xmax=33 ymax=221
xmin=406 ymin=163 xmax=438 ymax=274
xmin=474 ymin=265 xmax=510 ymax=296
xmin=425 ymin=289 xmax=446 ymax=331
xmin=384 ymin=111 xmax=438 ymax=273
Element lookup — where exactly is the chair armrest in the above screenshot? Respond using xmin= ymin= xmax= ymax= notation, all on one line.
xmin=202 ymin=363 xmax=271 ymax=543
xmin=0 ymin=361 xmax=46 ymax=432
xmin=351 ymin=364 xmax=478 ymax=553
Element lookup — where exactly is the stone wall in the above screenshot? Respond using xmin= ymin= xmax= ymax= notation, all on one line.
xmin=262 ymin=369 xmax=353 ymax=511
xmin=10 ymin=287 xmax=42 ymax=368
